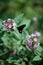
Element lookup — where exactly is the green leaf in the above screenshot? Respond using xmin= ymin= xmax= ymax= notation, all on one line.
xmin=19 ymin=18 xmax=31 ymax=30
xmin=0 ymin=21 xmax=3 ymax=29
xmin=1 ymin=33 xmax=10 ymax=48
xmin=14 ymin=14 xmax=24 ymax=25
xmin=33 ymin=55 xmax=42 ymax=61
xmin=2 ymin=32 xmax=20 ymax=49
xmin=17 ymin=46 xmax=23 ymax=53
xmin=0 ymin=50 xmax=8 ymax=56
xmin=36 ymin=46 xmax=43 ymax=52
xmin=11 ymin=28 xmax=21 ymax=40
xmin=34 ymin=46 xmax=43 ymax=56
xmin=26 ymin=45 xmax=31 ymax=52
xmin=23 ymin=31 xmax=29 ymax=38
xmin=2 ymin=29 xmax=21 ymax=49
xmin=21 ymin=31 xmax=29 ymax=44
xmin=13 ymin=40 xmax=21 ymax=49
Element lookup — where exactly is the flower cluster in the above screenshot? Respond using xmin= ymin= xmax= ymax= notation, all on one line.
xmin=4 ymin=19 xmax=17 ymax=31
xmin=26 ymin=32 xmax=40 ymax=50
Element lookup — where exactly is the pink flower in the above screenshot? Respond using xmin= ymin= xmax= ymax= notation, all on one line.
xmin=31 ymin=33 xmax=36 ymax=38
xmin=4 ymin=19 xmax=17 ymax=31
xmin=26 ymin=39 xmax=33 ymax=49
xmin=34 ymin=31 xmax=41 ymax=37
xmin=31 ymin=32 xmax=41 ymax=38
xmin=26 ymin=32 xmax=40 ymax=50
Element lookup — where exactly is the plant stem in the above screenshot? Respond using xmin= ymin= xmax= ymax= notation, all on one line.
xmin=29 ymin=50 xmax=34 ymax=65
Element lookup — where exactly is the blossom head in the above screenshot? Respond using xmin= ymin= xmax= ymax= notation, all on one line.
xmin=26 ymin=32 xmax=40 ymax=50
xmin=4 ymin=19 xmax=17 ymax=31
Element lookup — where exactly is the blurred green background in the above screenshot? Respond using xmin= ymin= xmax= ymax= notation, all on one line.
xmin=0 ymin=0 xmax=43 ymax=43
xmin=0 ymin=0 xmax=43 ymax=19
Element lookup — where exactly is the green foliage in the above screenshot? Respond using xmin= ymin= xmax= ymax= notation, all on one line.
xmin=19 ymin=18 xmax=31 ymax=30
xmin=0 ymin=0 xmax=43 ymax=19
xmin=0 ymin=14 xmax=43 ymax=65
xmin=0 ymin=20 xmax=3 ymax=29
xmin=33 ymin=55 xmax=42 ymax=61
xmin=14 ymin=14 xmax=24 ymax=25
xmin=0 ymin=0 xmax=43 ymax=65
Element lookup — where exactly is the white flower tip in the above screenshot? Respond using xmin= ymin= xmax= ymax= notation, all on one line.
xmin=33 ymin=38 xmax=37 ymax=42
xmin=7 ymin=18 xmax=11 ymax=21
xmin=7 ymin=18 xmax=12 ymax=23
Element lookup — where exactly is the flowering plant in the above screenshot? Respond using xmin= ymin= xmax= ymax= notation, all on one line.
xmin=0 ymin=14 xmax=43 ymax=65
